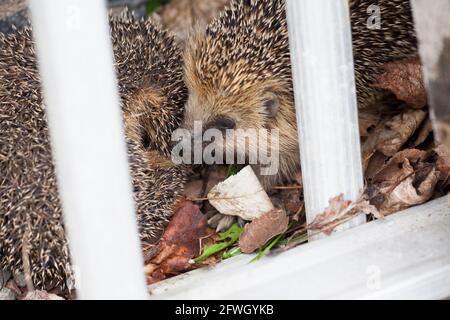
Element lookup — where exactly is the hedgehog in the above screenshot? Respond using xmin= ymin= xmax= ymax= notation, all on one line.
xmin=0 ymin=10 xmax=187 ymax=292
xmin=181 ymin=0 xmax=418 ymax=188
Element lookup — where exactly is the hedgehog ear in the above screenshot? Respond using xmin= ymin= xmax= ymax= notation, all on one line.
xmin=262 ymin=92 xmax=280 ymax=118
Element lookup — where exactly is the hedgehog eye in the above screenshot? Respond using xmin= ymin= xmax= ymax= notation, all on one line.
xmin=262 ymin=93 xmax=280 ymax=118
xmin=208 ymin=116 xmax=236 ymax=131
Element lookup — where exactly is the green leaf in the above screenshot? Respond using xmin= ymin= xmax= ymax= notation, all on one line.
xmin=280 ymin=232 xmax=308 ymax=247
xmin=223 ymin=247 xmax=242 ymax=259
xmin=251 ymin=233 xmax=285 ymax=262
xmin=250 ymin=222 xmax=302 ymax=262
xmin=217 ymin=223 xmax=242 ymax=242
xmin=194 ymin=223 xmax=243 ymax=263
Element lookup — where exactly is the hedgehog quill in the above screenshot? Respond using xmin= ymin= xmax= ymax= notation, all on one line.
xmin=0 ymin=11 xmax=187 ymax=292
xmin=180 ymin=0 xmax=418 ymax=188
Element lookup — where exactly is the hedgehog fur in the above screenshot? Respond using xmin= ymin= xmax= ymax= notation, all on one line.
xmin=0 ymin=10 xmax=187 ymax=292
xmin=182 ymin=0 xmax=418 ymax=188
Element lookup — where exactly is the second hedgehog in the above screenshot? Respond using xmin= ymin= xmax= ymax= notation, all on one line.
xmin=181 ymin=0 xmax=418 ymax=188
xmin=0 ymin=11 xmax=187 ymax=292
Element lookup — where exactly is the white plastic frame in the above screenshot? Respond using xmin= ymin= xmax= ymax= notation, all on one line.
xmin=29 ymin=0 xmax=148 ymax=299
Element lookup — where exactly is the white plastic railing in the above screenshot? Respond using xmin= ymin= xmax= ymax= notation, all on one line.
xmin=29 ymin=0 xmax=148 ymax=299
xmin=286 ymin=0 xmax=365 ymax=239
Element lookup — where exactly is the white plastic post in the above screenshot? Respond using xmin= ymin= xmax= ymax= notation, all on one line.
xmin=29 ymin=0 xmax=148 ymax=299
xmin=411 ymin=0 xmax=450 ymax=148
xmin=286 ymin=0 xmax=365 ymax=239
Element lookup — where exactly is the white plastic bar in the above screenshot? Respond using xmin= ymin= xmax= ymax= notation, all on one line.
xmin=411 ymin=0 xmax=450 ymax=148
xmin=286 ymin=0 xmax=365 ymax=238
xmin=29 ymin=0 xmax=148 ymax=299
xmin=150 ymin=197 xmax=450 ymax=300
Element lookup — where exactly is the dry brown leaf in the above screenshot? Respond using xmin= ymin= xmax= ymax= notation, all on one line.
xmin=367 ymin=149 xmax=440 ymax=215
xmin=378 ymin=161 xmax=438 ymax=214
xmin=376 ymin=57 xmax=427 ymax=109
xmin=307 ymin=194 xmax=381 ymax=235
xmin=376 ymin=110 xmax=427 ymax=156
xmin=239 ymin=208 xmax=289 ymax=254
xmin=362 ymin=110 xmax=427 ymax=171
xmin=145 ymin=201 xmax=214 ymax=285
xmin=373 ymin=149 xmax=428 ymax=184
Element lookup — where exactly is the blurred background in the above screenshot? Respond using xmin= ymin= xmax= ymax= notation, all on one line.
xmin=0 ymin=0 xmax=230 ymax=42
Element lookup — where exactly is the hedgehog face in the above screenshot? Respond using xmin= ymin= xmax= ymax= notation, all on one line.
xmin=180 ymin=73 xmax=295 ymax=167
xmin=179 ymin=0 xmax=296 ymax=167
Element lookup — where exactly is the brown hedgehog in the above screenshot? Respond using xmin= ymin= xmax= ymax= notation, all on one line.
xmin=181 ymin=0 xmax=418 ymax=188
xmin=0 ymin=10 xmax=187 ymax=292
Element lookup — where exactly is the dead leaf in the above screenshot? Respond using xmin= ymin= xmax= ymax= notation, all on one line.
xmin=376 ymin=57 xmax=427 ymax=109
xmin=145 ymin=201 xmax=214 ymax=285
xmin=372 ymin=149 xmax=428 ymax=184
xmin=378 ymin=162 xmax=438 ymax=214
xmin=376 ymin=110 xmax=427 ymax=156
xmin=239 ymin=208 xmax=289 ymax=254
xmin=362 ymin=110 xmax=427 ymax=171
xmin=367 ymin=149 xmax=440 ymax=214
xmin=307 ymin=195 xmax=381 ymax=235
